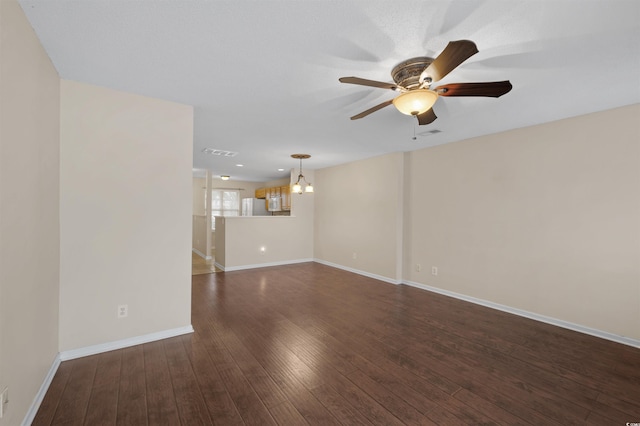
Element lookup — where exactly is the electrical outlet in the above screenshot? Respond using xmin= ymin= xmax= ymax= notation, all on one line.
xmin=0 ymin=387 xmax=8 ymax=418
xmin=117 ymin=304 xmax=128 ymax=318
xmin=416 ymin=264 xmax=422 ymax=272
xmin=432 ymin=266 xmax=438 ymax=276
xmin=352 ymin=252 xmax=357 ymax=259
xmin=260 ymin=246 xmax=266 ymax=255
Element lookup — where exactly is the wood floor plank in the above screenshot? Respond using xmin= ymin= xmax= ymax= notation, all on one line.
xmin=265 ymin=368 xmax=342 ymax=426
xmin=143 ymin=340 xmax=181 ymax=425
xmin=207 ymin=321 xmax=289 ymax=409
xmin=116 ymin=345 xmax=147 ymax=426
xmin=266 ymin=400 xmax=308 ymax=426
xmin=31 ymin=361 xmax=74 ymax=426
xmin=197 ymin=323 xmax=277 ymax=426
xmin=307 ymin=383 xmax=374 ymax=426
xmin=213 ymin=305 xmax=345 ymax=425
xmin=180 ymin=335 xmax=245 ymax=425
xmin=345 ymin=368 xmax=436 ymax=425
xmin=50 ymin=355 xmax=98 ymax=425
xmin=34 ymin=263 xmax=640 ymax=426
xmin=163 ymin=337 xmax=213 ymax=425
xmin=84 ymin=350 xmax=122 ymax=426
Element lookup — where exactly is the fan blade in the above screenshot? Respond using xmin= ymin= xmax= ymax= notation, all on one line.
xmin=437 ymin=81 xmax=512 ymax=97
xmin=350 ymin=99 xmax=394 ymax=120
xmin=423 ymin=40 xmax=478 ymax=82
xmin=417 ymin=108 xmax=437 ymax=125
xmin=339 ymin=76 xmax=397 ymax=91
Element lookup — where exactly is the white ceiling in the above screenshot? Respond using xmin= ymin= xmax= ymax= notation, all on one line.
xmin=19 ymin=0 xmax=640 ymax=182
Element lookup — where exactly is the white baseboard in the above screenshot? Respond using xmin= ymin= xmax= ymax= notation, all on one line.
xmin=403 ymin=280 xmax=640 ymax=349
xmin=22 ymin=354 xmax=61 ymax=426
xmin=192 ymin=248 xmax=212 ymax=261
xmin=313 ymin=259 xmax=401 ymax=285
xmin=219 ymin=258 xmax=314 ymax=272
xmin=59 ymin=325 xmax=194 ymax=361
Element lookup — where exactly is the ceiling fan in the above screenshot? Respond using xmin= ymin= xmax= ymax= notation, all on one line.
xmin=339 ymin=40 xmax=512 ymax=125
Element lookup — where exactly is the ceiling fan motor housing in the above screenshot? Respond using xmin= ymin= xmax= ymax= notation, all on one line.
xmin=391 ymin=56 xmax=434 ymax=89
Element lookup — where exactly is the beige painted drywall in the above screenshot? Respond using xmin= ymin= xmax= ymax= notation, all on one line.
xmin=404 ymin=104 xmax=640 ymax=340
xmin=192 ymin=216 xmax=208 ymax=255
xmin=217 ymin=170 xmax=313 ymax=269
xmin=59 ymin=80 xmax=193 ymax=351
xmin=314 ymin=153 xmax=404 ymax=282
xmin=264 ymin=177 xmax=291 ymax=188
xmin=0 ymin=0 xmax=60 ymax=424
xmin=192 ymin=177 xmax=207 ymax=216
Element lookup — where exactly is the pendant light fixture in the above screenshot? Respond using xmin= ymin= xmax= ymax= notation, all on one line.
xmin=291 ymin=154 xmax=313 ymax=194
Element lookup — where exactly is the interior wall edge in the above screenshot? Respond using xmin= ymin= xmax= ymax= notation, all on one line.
xmin=404 ymin=280 xmax=640 ymax=349
xmin=220 ymin=258 xmax=314 ymax=272
xmin=192 ymin=247 xmax=211 ymax=260
xmin=58 ymin=325 xmax=194 ymax=361
xmin=314 ymin=259 xmax=402 ymax=285
xmin=20 ymin=354 xmax=61 ymax=426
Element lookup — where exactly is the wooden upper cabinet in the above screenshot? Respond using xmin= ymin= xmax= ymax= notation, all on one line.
xmin=280 ymin=185 xmax=291 ymax=210
xmin=256 ymin=185 xmax=291 ymax=210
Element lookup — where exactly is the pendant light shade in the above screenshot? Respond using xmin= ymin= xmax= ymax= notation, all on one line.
xmin=392 ymin=89 xmax=438 ymax=116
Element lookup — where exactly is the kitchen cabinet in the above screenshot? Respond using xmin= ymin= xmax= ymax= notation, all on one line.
xmin=280 ymin=185 xmax=291 ymax=210
xmin=256 ymin=185 xmax=290 ymax=211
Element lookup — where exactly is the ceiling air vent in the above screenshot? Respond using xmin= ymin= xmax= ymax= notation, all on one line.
xmin=417 ymin=129 xmax=442 ymax=137
xmin=202 ymin=148 xmax=239 ymax=157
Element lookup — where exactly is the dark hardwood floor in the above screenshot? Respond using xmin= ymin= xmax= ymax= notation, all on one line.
xmin=33 ymin=262 xmax=640 ymax=425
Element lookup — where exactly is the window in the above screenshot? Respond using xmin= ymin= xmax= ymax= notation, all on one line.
xmin=211 ymin=190 xmax=240 ymax=230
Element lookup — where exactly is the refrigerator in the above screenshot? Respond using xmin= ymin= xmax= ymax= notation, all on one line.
xmin=241 ymin=198 xmax=270 ymax=216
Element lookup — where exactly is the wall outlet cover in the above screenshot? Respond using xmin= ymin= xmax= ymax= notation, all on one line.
xmin=117 ymin=304 xmax=128 ymax=318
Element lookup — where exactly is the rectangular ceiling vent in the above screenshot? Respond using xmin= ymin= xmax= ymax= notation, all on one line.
xmin=202 ymin=148 xmax=239 ymax=157
xmin=417 ymin=129 xmax=442 ymax=137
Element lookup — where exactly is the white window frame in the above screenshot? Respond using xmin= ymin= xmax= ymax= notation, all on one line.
xmin=210 ymin=189 xmax=240 ymax=230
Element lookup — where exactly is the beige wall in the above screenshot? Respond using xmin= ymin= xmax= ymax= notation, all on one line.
xmin=0 ymin=0 xmax=61 ymax=424
xmin=314 ymin=153 xmax=404 ymax=282
xmin=193 ymin=177 xmax=207 ymax=216
xmin=192 ymin=216 xmax=208 ymax=255
xmin=404 ymin=104 xmax=639 ymax=340
xmin=59 ymin=80 xmax=194 ymax=351
xmin=218 ymin=217 xmax=313 ymax=269
xmin=217 ymin=170 xmax=313 ymax=269
xmin=264 ymin=176 xmax=291 ymax=188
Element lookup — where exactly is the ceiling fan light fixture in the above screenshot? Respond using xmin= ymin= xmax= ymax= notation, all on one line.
xmin=392 ymin=89 xmax=438 ymax=116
